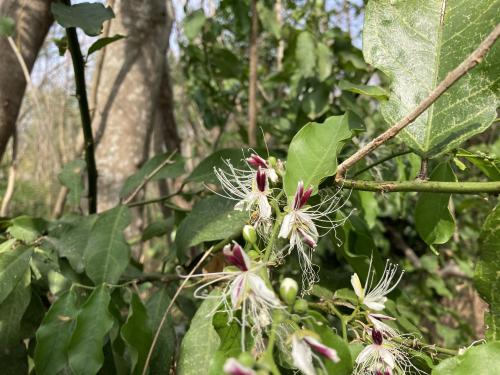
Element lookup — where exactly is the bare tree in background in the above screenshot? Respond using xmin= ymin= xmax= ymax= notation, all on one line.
xmin=92 ymin=0 xmax=177 ymax=211
xmin=0 ymin=0 xmax=53 ymax=161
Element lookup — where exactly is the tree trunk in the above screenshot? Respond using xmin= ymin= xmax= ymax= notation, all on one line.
xmin=93 ymin=0 xmax=171 ymax=211
xmin=0 ymin=0 xmax=53 ymax=160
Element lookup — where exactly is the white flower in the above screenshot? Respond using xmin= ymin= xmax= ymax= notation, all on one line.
xmin=191 ymin=243 xmax=282 ymax=352
xmin=214 ymin=154 xmax=275 ymax=234
xmin=351 ymin=260 xmax=404 ymax=311
xmin=367 ymin=313 xmax=398 ymax=338
xmin=279 ymin=181 xmax=349 ymax=292
xmin=223 ymin=358 xmax=256 ymax=375
xmin=354 ymin=329 xmax=417 ymax=375
xmin=291 ymin=333 xmax=340 ymax=375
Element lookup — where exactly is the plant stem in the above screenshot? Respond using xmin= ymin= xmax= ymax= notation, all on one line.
xmin=263 ymin=202 xmax=284 ymax=262
xmin=338 ymin=179 xmax=500 ymax=194
xmin=392 ymin=336 xmax=458 ymax=356
xmin=336 ymin=24 xmax=500 ymax=180
xmin=352 ymin=150 xmax=412 ymax=177
xmin=64 ymin=2 xmax=98 ymax=214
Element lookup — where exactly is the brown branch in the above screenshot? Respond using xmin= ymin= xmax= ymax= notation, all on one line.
xmin=248 ymin=0 xmax=258 ymax=147
xmin=336 ymin=23 xmax=500 ymax=180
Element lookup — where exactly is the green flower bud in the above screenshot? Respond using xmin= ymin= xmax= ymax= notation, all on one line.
xmin=238 ymin=352 xmax=254 ymax=368
xmin=247 ymin=250 xmax=260 ymax=260
xmin=293 ymin=298 xmax=308 ymax=314
xmin=268 ymin=156 xmax=277 ymax=167
xmin=243 ymin=225 xmax=257 ymax=244
xmin=279 ymin=278 xmax=299 ymax=305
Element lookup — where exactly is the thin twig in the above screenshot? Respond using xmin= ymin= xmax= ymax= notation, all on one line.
xmin=63 ymin=0 xmax=98 ymax=214
xmin=352 ymin=149 xmax=411 ymax=177
xmin=339 ymin=179 xmax=500 ymax=194
xmin=142 ymin=238 xmax=230 ymax=374
xmin=248 ymin=0 xmax=259 ymax=147
xmin=122 ymin=151 xmax=176 ymax=205
xmin=336 ymin=23 xmax=500 ymax=180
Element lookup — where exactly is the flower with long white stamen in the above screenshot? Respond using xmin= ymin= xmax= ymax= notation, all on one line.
xmin=354 ymin=328 xmax=419 ymax=375
xmin=214 ymin=155 xmax=274 ymax=234
xmin=278 ymin=181 xmax=349 ymax=292
xmin=223 ymin=358 xmax=256 ymax=375
xmin=351 ymin=260 xmax=404 ymax=311
xmin=189 ymin=243 xmax=282 ymax=352
xmin=246 ymin=153 xmax=279 ymax=183
xmin=367 ymin=313 xmax=399 ymax=338
xmin=291 ymin=332 xmax=340 ymax=375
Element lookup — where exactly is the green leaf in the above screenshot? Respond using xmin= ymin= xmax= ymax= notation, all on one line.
xmin=47 ymin=214 xmax=97 ymax=273
xmin=363 ymin=0 xmax=499 ymax=157
xmin=7 ymin=216 xmax=47 ymax=243
xmin=415 ymin=162 xmax=456 ymax=245
xmin=121 ymin=293 xmax=153 ymax=375
xmin=145 ymin=289 xmax=176 ymax=375
xmin=120 ymin=153 xmax=184 ymax=199
xmin=0 ymin=16 xmax=15 ymax=37
xmin=209 ymin=312 xmax=242 ymax=374
xmin=187 ymin=148 xmax=262 ymax=185
xmin=141 ymin=219 xmax=169 ymax=241
xmin=34 ymin=289 xmax=80 ymax=375
xmin=0 ymin=342 xmax=28 ymax=374
xmin=257 ymin=2 xmax=281 ymax=39
xmin=284 ymin=114 xmax=352 ymax=199
xmin=457 ymin=149 xmax=500 ymax=181
xmin=175 ymin=195 xmax=247 ymax=255
xmin=338 ymin=80 xmax=389 ymax=100
xmin=84 ymin=205 xmax=131 ymax=285
xmin=432 ymin=342 xmax=500 ymax=375
xmin=301 ymin=84 xmax=330 ymax=119
xmin=178 ymin=291 xmax=221 ymax=375
xmin=296 ymin=31 xmax=316 ymax=78
xmin=316 ymin=42 xmax=333 ymax=81
xmin=68 ymin=285 xmax=114 ymax=375
xmin=475 ymin=203 xmax=500 ymax=340
xmin=0 ymin=241 xmax=32 ymax=304
xmin=0 ymin=270 xmax=31 ymax=348
xmin=51 ymin=2 xmax=115 ymax=36
xmin=87 ymin=34 xmax=125 ymax=56
xmin=58 ymin=159 xmax=86 ymax=207
xmin=184 ymin=10 xmax=206 ymax=40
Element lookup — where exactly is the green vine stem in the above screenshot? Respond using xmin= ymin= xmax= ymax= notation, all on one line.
xmin=63 ymin=0 xmax=98 ymax=214
xmin=338 ymin=179 xmax=500 ymax=194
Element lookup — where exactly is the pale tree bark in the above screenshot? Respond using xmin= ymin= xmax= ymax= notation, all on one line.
xmin=0 ymin=0 xmax=53 ymax=161
xmin=93 ymin=0 xmax=171 ymax=211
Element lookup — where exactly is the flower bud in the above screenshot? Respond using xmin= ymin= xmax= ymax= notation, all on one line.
xmin=247 ymin=250 xmax=260 ymax=260
xmin=279 ymin=278 xmax=299 ymax=305
xmin=243 ymin=225 xmax=257 ymax=244
xmin=293 ymin=298 xmax=308 ymax=314
xmin=267 ymin=156 xmax=277 ymax=167
xmin=238 ymin=352 xmax=255 ymax=368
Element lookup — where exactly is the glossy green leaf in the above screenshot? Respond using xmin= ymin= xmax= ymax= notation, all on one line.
xmin=0 ymin=243 xmax=32 ymax=304
xmin=175 ymin=195 xmax=247 ymax=255
xmin=178 ymin=291 xmax=221 ymax=375
xmin=121 ymin=293 xmax=153 ymax=375
xmin=363 ymin=0 xmax=499 ymax=156
xmin=68 ymin=285 xmax=114 ymax=375
xmin=415 ymin=162 xmax=456 ymax=245
xmin=34 ymin=289 xmax=79 ymax=375
xmin=58 ymin=159 xmax=86 ymax=207
xmin=0 ymin=16 xmax=15 ymax=37
xmin=432 ymin=342 xmax=500 ymax=375
xmin=284 ymin=114 xmax=352 ymax=199
xmin=338 ymin=80 xmax=389 ymax=100
xmin=120 ymin=153 xmax=185 ymax=199
xmin=52 ymin=2 xmax=114 ymax=36
xmin=87 ymin=34 xmax=125 ymax=56
xmin=84 ymin=205 xmax=131 ymax=285
xmin=145 ymin=289 xmax=176 ymax=375
xmin=296 ymin=31 xmax=316 ymax=78
xmin=184 ymin=10 xmax=206 ymax=40
xmin=7 ymin=216 xmax=47 ymax=243
xmin=475 ymin=203 xmax=500 ymax=340
xmin=0 ymin=270 xmax=31 ymax=348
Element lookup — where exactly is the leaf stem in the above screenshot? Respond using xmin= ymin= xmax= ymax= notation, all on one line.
xmin=337 ymin=179 xmax=500 ymax=194
xmin=263 ymin=202 xmax=284 ymax=262
xmin=63 ymin=1 xmax=98 ymax=214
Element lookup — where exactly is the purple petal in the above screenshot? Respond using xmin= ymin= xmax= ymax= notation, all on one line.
xmin=299 ymin=186 xmax=313 ymax=208
xmin=371 ymin=329 xmax=384 ymax=346
xmin=293 ymin=181 xmax=304 ymax=210
xmin=223 ymin=358 xmax=256 ymax=375
xmin=256 ymin=169 xmax=267 ymax=192
xmin=298 ymin=228 xmax=317 ymax=248
xmin=247 ymin=154 xmax=268 ymax=169
xmin=303 ymin=336 xmax=340 ymax=362
xmin=223 ymin=243 xmax=249 ymax=271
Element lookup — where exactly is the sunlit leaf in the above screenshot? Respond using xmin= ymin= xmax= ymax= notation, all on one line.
xmin=0 ymin=241 xmax=31 ymax=304
xmin=184 ymin=10 xmax=206 ymax=40
xmin=296 ymin=31 xmax=316 ymax=78
xmin=432 ymin=342 xmax=500 ymax=375
xmin=338 ymin=80 xmax=389 ymax=100
xmin=363 ymin=0 xmax=499 ymax=156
